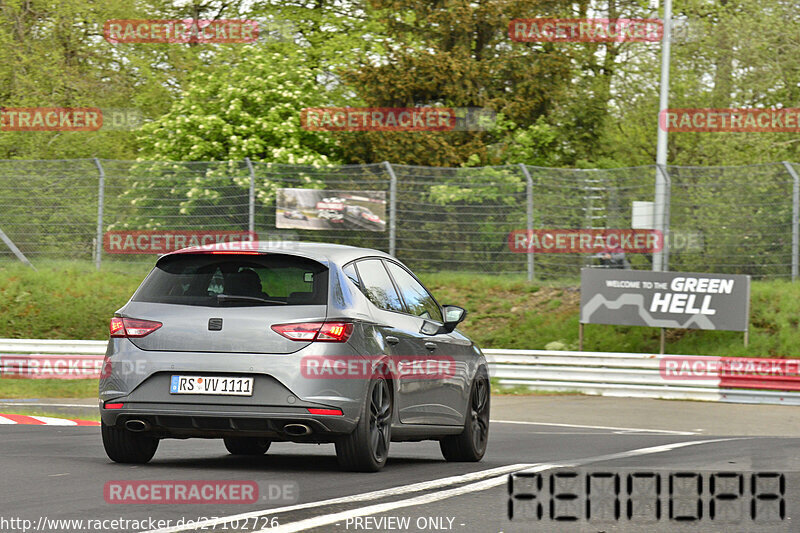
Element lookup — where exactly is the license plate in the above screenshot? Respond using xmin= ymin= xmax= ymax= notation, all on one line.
xmin=170 ymin=375 xmax=253 ymax=396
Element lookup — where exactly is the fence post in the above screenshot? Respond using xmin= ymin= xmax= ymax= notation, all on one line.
xmin=652 ymin=166 xmax=662 ymax=272
xmin=656 ymin=164 xmax=671 ymax=271
xmin=382 ymin=161 xmax=397 ymax=257
xmin=94 ymin=158 xmax=105 ymax=271
xmin=0 ymin=228 xmax=35 ymax=269
xmin=245 ymin=157 xmax=256 ymax=234
xmin=519 ymin=163 xmax=534 ymax=282
xmin=782 ymin=161 xmax=799 ymax=281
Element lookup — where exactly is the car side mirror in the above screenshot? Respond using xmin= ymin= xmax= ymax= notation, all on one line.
xmin=443 ymin=305 xmax=466 ymax=324
xmin=420 ymin=305 xmax=467 ymax=335
xmin=441 ymin=305 xmax=467 ymax=333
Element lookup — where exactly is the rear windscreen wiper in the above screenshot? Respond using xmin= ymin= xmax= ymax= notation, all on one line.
xmin=216 ymin=294 xmax=287 ymax=305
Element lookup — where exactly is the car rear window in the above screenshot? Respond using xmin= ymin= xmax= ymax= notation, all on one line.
xmin=132 ymin=254 xmax=328 ymax=307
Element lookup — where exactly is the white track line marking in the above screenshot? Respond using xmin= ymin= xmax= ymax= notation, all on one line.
xmin=148 ymin=437 xmax=741 ymax=533
xmin=30 ymin=416 xmax=77 ymax=426
xmin=266 ymin=472 xmax=535 ymax=533
xmin=255 ymin=438 xmax=745 ymax=533
xmin=500 ymin=431 xmax=676 ymax=435
xmin=0 ymin=415 xmax=17 ymax=424
xmin=491 ymin=419 xmax=698 ymax=435
xmin=146 ymin=463 xmax=536 ymax=533
xmin=515 ymin=437 xmax=745 ymax=473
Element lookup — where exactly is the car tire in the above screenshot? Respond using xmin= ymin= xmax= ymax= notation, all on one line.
xmin=440 ymin=372 xmax=490 ymax=462
xmin=101 ymin=421 xmax=159 ymax=464
xmin=223 ymin=437 xmax=271 ymax=455
xmin=335 ymin=377 xmax=392 ymax=472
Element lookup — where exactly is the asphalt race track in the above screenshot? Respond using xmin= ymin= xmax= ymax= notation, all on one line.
xmin=1 ymin=396 xmax=799 ymax=533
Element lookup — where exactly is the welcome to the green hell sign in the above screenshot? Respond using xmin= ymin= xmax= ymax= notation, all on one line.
xmin=580 ymin=269 xmax=751 ymax=351
xmin=605 ymin=276 xmax=736 ymax=316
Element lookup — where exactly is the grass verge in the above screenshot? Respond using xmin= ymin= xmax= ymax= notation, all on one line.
xmin=490 ymin=378 xmax=582 ymax=396
xmin=0 ymin=378 xmax=98 ymax=399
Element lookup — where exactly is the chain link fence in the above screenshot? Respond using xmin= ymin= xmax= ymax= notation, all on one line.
xmin=0 ymin=159 xmax=798 ymax=280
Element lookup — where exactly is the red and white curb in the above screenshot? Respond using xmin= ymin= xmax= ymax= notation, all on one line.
xmin=0 ymin=414 xmax=99 ymax=426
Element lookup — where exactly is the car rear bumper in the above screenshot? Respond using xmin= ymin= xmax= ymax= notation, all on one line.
xmin=99 ymin=339 xmax=372 ymax=439
xmin=101 ymin=403 xmax=356 ymax=440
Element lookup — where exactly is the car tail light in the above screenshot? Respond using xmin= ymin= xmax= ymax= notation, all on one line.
xmin=271 ymin=322 xmax=321 ymax=341
xmin=308 ymin=408 xmax=343 ymax=416
xmin=109 ymin=317 xmax=125 ymax=337
xmin=317 ymin=322 xmax=354 ymax=342
xmin=109 ymin=317 xmax=163 ymax=338
xmin=104 ymin=402 xmax=124 ymax=409
xmin=271 ymin=321 xmax=354 ymax=342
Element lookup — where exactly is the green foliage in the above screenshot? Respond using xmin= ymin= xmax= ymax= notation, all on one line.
xmin=338 ymin=0 xmax=575 ymax=166
xmin=606 ymin=0 xmax=800 ymax=166
xmin=0 ymin=261 xmax=147 ymax=340
xmin=499 ymin=116 xmax=563 ymax=167
xmin=428 ymin=166 xmax=524 ymax=205
xmin=0 ymin=0 xmax=138 ymax=158
xmin=0 ymin=379 xmax=99 ymax=400
xmin=129 ymin=43 xmax=347 ymax=226
xmin=137 ymin=47 xmax=341 ymax=164
xmin=3 ymin=0 xmax=799 ymax=167
xmin=0 ymin=0 xmax=253 ymax=159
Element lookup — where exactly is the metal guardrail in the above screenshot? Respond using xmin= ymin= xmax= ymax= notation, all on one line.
xmin=485 ymin=348 xmax=800 ymax=406
xmin=0 ymin=339 xmax=106 ymax=354
xmin=0 ymin=339 xmax=106 ymax=379
xmin=1 ymin=339 xmax=799 ymax=405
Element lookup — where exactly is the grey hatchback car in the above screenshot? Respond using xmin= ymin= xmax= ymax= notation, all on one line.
xmin=99 ymin=241 xmax=490 ymax=471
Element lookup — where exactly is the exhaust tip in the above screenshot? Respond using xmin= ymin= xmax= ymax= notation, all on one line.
xmin=125 ymin=419 xmax=150 ymax=432
xmin=283 ymin=423 xmax=312 ymax=436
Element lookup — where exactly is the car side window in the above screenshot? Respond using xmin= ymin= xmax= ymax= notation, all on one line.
xmin=385 ymin=262 xmax=443 ymax=322
xmin=342 ymin=263 xmax=360 ymax=288
xmin=354 ymin=259 xmax=404 ymax=312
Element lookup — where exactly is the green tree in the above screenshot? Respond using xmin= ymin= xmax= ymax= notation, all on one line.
xmin=337 ymin=0 xmax=575 ymax=166
xmin=137 ymin=46 xmax=341 ymax=163
xmin=605 ymin=0 xmax=800 ymax=166
xmin=0 ymin=0 xmax=257 ymax=159
xmin=124 ymin=45 xmax=344 ymax=228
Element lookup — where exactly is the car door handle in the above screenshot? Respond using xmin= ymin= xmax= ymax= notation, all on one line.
xmin=424 ymin=342 xmax=437 ymax=351
xmin=386 ymin=336 xmax=400 ymax=345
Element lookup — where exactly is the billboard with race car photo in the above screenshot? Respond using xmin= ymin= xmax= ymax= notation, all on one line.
xmin=275 ymin=188 xmax=387 ymax=231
